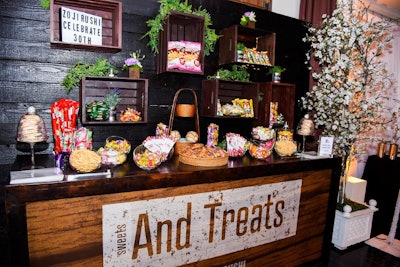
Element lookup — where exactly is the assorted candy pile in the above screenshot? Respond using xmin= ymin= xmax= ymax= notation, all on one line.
xmin=249 ymin=139 xmax=275 ymax=159
xmin=226 ymin=133 xmax=248 ymax=157
xmin=133 ymin=145 xmax=162 ymax=170
xmin=98 ymin=148 xmax=127 ymax=165
xmin=97 ymin=136 xmax=131 ymax=166
xmin=85 ymin=100 xmax=109 ymax=121
xmin=249 ymin=126 xmax=276 ymax=159
xmin=105 ymin=136 xmax=131 ymax=154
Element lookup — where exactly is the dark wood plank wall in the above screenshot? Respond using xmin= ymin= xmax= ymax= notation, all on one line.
xmin=0 ymin=0 xmax=309 ymax=167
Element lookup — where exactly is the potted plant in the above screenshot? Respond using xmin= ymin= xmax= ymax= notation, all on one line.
xmin=122 ymin=50 xmax=145 ymax=79
xmin=62 ymin=59 xmax=118 ymax=93
xmin=267 ymin=65 xmax=286 ymax=83
xmin=240 ymin=11 xmax=257 ymax=28
xmin=142 ymin=0 xmax=219 ymax=56
xmin=104 ymin=90 xmax=121 ymax=122
xmin=301 ymin=0 xmax=396 ymax=203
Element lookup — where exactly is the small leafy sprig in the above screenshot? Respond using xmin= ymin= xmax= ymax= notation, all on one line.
xmin=104 ymin=89 xmax=121 ymax=108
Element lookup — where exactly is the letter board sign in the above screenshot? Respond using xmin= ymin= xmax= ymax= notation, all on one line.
xmin=60 ymin=6 xmax=102 ymax=45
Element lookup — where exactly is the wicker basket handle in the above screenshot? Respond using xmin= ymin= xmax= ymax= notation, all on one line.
xmin=168 ymin=88 xmax=200 ymax=139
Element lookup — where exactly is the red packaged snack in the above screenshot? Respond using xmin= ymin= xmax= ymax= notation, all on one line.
xmin=50 ymin=99 xmax=79 ymax=154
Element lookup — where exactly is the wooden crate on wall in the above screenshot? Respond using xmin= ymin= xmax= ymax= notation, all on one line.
xmin=218 ymin=25 xmax=275 ymax=66
xmin=201 ymin=79 xmax=259 ymax=119
xmin=80 ymin=77 xmax=148 ymax=125
xmin=50 ymin=0 xmax=122 ymax=52
xmin=157 ymin=11 xmax=205 ymax=75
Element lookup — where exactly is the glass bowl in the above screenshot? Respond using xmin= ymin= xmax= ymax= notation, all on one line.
xmin=98 ymin=148 xmax=127 ymax=166
xmin=274 ymin=139 xmax=297 ymax=157
xmin=133 ymin=144 xmax=163 ymax=170
xmin=105 ymin=136 xmax=131 ymax=154
xmin=249 ymin=138 xmax=275 ymax=159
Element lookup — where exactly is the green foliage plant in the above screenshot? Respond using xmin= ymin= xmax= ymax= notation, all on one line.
xmin=267 ymin=65 xmax=286 ymax=74
xmin=142 ymin=0 xmax=219 ymax=56
xmin=62 ymin=59 xmax=118 ymax=93
xmin=38 ymin=0 xmax=50 ymax=9
xmin=208 ymin=65 xmax=250 ymax=82
xmin=236 ymin=43 xmax=246 ymax=51
xmin=104 ymin=91 xmax=121 ymax=108
xmin=336 ymin=198 xmax=368 ymax=212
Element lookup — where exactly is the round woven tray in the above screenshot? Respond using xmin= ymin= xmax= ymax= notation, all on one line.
xmin=174 ymin=141 xmax=196 ymax=155
xmin=179 ymin=154 xmax=228 ymax=167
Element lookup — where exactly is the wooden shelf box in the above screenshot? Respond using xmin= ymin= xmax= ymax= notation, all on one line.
xmin=201 ymin=79 xmax=259 ymax=119
xmin=80 ymin=77 xmax=148 ymax=125
xmin=50 ymin=0 xmax=122 ymax=52
xmin=218 ymin=25 xmax=276 ymax=66
xmin=255 ymin=82 xmax=296 ymax=128
xmin=157 ymin=11 xmax=205 ymax=75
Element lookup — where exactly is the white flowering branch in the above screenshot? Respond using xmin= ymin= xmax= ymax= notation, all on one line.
xmin=302 ymin=0 xmax=396 ymax=159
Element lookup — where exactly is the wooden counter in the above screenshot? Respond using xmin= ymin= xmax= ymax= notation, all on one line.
xmin=5 ymin=154 xmax=340 ymax=266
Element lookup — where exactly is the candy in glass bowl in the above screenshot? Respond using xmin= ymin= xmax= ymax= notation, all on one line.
xmin=249 ymin=127 xmax=275 ymax=159
xmin=105 ymin=136 xmax=131 ymax=154
xmin=97 ymin=148 xmax=127 ymax=166
xmin=133 ymin=144 xmax=163 ymax=170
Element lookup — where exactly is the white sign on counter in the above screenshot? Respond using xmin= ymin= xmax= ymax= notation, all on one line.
xmin=103 ymin=179 xmax=302 ymax=266
xmin=60 ymin=7 xmax=102 ymax=45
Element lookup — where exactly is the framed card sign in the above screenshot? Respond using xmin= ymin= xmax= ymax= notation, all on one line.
xmin=50 ymin=0 xmax=122 ymax=52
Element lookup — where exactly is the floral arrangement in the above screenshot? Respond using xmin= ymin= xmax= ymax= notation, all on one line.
xmin=301 ymin=0 xmax=396 ymax=159
xmin=240 ymin=11 xmax=256 ymax=26
xmin=123 ymin=50 xmax=145 ymax=72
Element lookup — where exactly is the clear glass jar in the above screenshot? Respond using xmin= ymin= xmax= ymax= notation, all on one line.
xmin=249 ymin=138 xmax=275 ymax=159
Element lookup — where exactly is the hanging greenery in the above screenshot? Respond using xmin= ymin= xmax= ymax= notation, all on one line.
xmin=142 ymin=0 xmax=219 ymax=56
xmin=38 ymin=0 xmax=50 ymax=9
xmin=61 ymin=59 xmax=118 ymax=93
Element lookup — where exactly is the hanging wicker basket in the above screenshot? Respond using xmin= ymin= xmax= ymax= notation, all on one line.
xmin=175 ymin=104 xmax=196 ymax=117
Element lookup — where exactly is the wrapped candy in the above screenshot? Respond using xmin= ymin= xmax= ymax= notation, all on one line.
xmin=207 ymin=123 xmax=219 ymax=147
xmin=156 ymin=122 xmax=169 ymax=137
xmin=226 ymin=133 xmax=248 ymax=157
xmin=269 ymin=102 xmax=278 ymax=127
xmin=73 ymin=127 xmax=93 ymax=150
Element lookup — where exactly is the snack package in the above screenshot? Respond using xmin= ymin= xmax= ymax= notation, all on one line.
xmin=269 ymin=102 xmax=278 ymax=127
xmin=156 ymin=122 xmax=169 ymax=137
xmin=182 ymin=41 xmax=202 ymax=72
xmin=50 ymin=99 xmax=79 ymax=154
xmin=226 ymin=133 xmax=248 ymax=157
xmin=73 ymin=127 xmax=93 ymax=150
xmin=207 ymin=123 xmax=219 ymax=147
xmin=217 ymin=99 xmax=223 ymax=116
xmin=167 ymin=41 xmax=185 ymax=70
